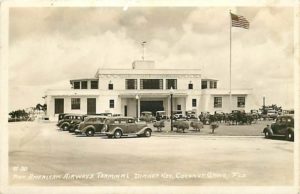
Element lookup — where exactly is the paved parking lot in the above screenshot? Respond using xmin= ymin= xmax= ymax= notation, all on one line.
xmin=9 ymin=121 xmax=293 ymax=186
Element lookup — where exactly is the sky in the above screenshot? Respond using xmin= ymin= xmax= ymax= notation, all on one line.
xmin=8 ymin=6 xmax=295 ymax=111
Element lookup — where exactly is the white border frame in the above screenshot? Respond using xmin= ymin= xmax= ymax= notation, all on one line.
xmin=0 ymin=0 xmax=299 ymax=194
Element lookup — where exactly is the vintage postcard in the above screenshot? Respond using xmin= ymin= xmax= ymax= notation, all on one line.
xmin=0 ymin=0 xmax=299 ymax=194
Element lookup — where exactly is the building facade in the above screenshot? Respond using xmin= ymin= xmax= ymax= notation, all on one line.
xmin=46 ymin=60 xmax=252 ymax=121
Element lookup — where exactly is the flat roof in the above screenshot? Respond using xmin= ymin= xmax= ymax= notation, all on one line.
xmin=70 ymin=78 xmax=98 ymax=82
xmin=96 ymin=68 xmax=202 ymax=75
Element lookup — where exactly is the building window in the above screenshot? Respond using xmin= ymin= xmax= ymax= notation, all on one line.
xmin=237 ymin=97 xmax=245 ymax=108
xmin=213 ymin=81 xmax=217 ymax=89
xmin=74 ymin=82 xmax=80 ymax=89
xmin=192 ymin=99 xmax=197 ymax=107
xmin=91 ymin=81 xmax=98 ymax=89
xmin=71 ymin=98 xmax=80 ymax=110
xmin=109 ymin=100 xmax=114 ymax=108
xmin=201 ymin=81 xmax=207 ymax=89
xmin=166 ymin=79 xmax=177 ymax=89
xmin=140 ymin=79 xmax=163 ymax=89
xmin=81 ymin=81 xmax=87 ymax=89
xmin=214 ymin=97 xmax=222 ymax=108
xmin=126 ymin=79 xmax=137 ymax=89
xmin=210 ymin=81 xmax=217 ymax=89
xmin=188 ymin=83 xmax=193 ymax=89
xmin=108 ymin=83 xmax=113 ymax=90
xmin=177 ymin=105 xmax=181 ymax=110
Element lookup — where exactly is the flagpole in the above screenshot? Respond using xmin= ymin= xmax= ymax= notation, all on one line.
xmin=229 ymin=10 xmax=232 ymax=113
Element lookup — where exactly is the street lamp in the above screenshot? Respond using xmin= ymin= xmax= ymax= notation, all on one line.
xmin=170 ymin=87 xmax=174 ymax=132
xmin=262 ymin=95 xmax=266 ymax=115
xmin=135 ymin=94 xmax=139 ymax=120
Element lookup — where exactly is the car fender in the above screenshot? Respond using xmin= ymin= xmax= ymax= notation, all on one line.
xmin=108 ymin=127 xmax=123 ymax=135
xmin=263 ymin=127 xmax=273 ymax=135
xmin=136 ymin=127 xmax=152 ymax=135
xmin=81 ymin=125 xmax=96 ymax=133
xmin=263 ymin=127 xmax=268 ymax=133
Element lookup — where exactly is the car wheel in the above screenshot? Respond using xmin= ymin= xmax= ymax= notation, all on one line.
xmin=144 ymin=129 xmax=151 ymax=137
xmin=286 ymin=131 xmax=294 ymax=141
xmin=85 ymin=129 xmax=95 ymax=137
xmin=63 ymin=125 xmax=69 ymax=131
xmin=114 ymin=130 xmax=122 ymax=138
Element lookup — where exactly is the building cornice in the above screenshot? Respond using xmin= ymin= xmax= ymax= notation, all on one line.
xmin=96 ymin=69 xmax=202 ymax=78
xmin=98 ymin=73 xmax=201 ymax=79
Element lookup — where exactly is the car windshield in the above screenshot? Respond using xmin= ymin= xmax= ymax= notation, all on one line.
xmin=97 ymin=118 xmax=106 ymax=123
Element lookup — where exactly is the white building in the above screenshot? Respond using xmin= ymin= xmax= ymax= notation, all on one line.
xmin=45 ymin=60 xmax=252 ymax=121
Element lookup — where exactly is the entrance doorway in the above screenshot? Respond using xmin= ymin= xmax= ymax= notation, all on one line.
xmin=87 ymin=98 xmax=96 ymax=114
xmin=54 ymin=98 xmax=64 ymax=114
xmin=124 ymin=105 xmax=128 ymax=116
xmin=140 ymin=101 xmax=164 ymax=115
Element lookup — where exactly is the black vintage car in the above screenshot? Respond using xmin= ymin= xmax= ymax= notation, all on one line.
xmin=68 ymin=115 xmax=88 ymax=133
xmin=263 ymin=115 xmax=294 ymax=141
xmin=57 ymin=113 xmax=69 ymax=125
xmin=58 ymin=114 xmax=83 ymax=131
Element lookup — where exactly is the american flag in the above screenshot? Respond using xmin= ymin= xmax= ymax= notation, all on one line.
xmin=231 ymin=13 xmax=249 ymax=29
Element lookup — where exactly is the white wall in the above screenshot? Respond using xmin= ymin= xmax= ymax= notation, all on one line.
xmin=98 ymin=76 xmax=202 ymax=91
xmin=176 ymin=78 xmax=201 ymax=90
xmin=201 ymin=95 xmax=250 ymax=113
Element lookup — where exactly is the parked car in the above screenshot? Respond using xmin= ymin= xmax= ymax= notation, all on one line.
xmin=282 ymin=109 xmax=294 ymax=115
xmin=68 ymin=115 xmax=88 ymax=133
xmin=57 ymin=113 xmax=70 ymax=126
xmin=263 ymin=115 xmax=294 ymax=141
xmin=250 ymin=109 xmax=259 ymax=115
xmin=139 ymin=111 xmax=156 ymax=122
xmin=76 ymin=116 xmax=108 ymax=136
xmin=58 ymin=114 xmax=81 ymax=131
xmin=173 ymin=113 xmax=186 ymax=120
xmin=104 ymin=117 xmax=152 ymax=138
xmin=155 ymin=111 xmax=168 ymax=120
xmin=186 ymin=111 xmax=197 ymax=120
xmin=58 ymin=113 xmax=68 ymax=122
xmin=186 ymin=114 xmax=197 ymax=120
xmin=266 ymin=110 xmax=278 ymax=120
